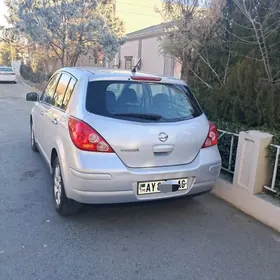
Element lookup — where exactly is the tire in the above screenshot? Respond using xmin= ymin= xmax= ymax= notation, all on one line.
xmin=52 ymin=157 xmax=81 ymax=216
xmin=31 ymin=122 xmax=39 ymax=152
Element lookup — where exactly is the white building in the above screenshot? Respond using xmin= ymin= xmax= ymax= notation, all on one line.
xmin=113 ymin=23 xmax=182 ymax=78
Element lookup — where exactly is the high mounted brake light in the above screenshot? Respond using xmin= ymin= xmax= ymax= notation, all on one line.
xmin=130 ymin=76 xmax=162 ymax=82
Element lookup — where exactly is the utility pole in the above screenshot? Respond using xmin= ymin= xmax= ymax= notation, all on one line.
xmin=114 ymin=0 xmax=116 ymax=14
xmin=9 ymin=38 xmax=14 ymax=63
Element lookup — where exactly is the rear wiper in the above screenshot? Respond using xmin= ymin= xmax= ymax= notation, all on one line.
xmin=114 ymin=113 xmax=164 ymax=120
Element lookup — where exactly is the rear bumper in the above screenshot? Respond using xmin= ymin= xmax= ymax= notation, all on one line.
xmin=67 ymin=181 xmax=215 ymax=204
xmin=63 ymin=146 xmax=221 ymax=204
xmin=0 ymin=75 xmax=16 ymax=82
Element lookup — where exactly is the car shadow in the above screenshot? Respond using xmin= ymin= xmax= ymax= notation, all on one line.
xmin=64 ymin=194 xmax=209 ymax=229
xmin=0 ymin=81 xmax=17 ymax=84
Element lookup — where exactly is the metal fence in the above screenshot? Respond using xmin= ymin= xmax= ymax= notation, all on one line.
xmin=217 ymin=130 xmax=280 ymax=194
xmin=218 ymin=129 xmax=239 ymax=175
xmin=264 ymin=144 xmax=280 ymax=193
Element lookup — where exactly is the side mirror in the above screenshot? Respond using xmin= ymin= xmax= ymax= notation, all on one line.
xmin=26 ymin=92 xmax=39 ymax=102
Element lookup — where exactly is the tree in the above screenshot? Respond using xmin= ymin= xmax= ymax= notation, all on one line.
xmin=0 ymin=26 xmax=21 ymax=64
xmin=159 ymin=0 xmax=225 ymax=82
xmin=159 ymin=0 xmax=280 ymax=128
xmin=6 ymin=0 xmax=125 ymax=67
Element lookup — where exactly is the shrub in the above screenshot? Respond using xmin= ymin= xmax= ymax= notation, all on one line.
xmin=20 ymin=64 xmax=48 ymax=83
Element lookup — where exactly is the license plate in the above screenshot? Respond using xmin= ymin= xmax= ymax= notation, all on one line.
xmin=138 ymin=178 xmax=188 ymax=195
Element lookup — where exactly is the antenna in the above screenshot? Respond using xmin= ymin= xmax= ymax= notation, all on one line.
xmin=131 ymin=59 xmax=141 ymax=73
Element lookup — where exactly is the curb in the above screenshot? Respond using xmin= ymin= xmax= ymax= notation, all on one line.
xmin=20 ymin=80 xmax=33 ymax=90
xmin=211 ymin=178 xmax=280 ymax=232
xmin=19 ymin=79 xmax=41 ymax=92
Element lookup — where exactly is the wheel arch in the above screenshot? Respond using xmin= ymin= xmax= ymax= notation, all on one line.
xmin=51 ymin=148 xmax=58 ymax=169
xmin=50 ymin=141 xmax=70 ymax=197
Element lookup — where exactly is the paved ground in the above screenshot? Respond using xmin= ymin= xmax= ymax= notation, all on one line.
xmin=1 ymin=81 xmax=280 ymax=280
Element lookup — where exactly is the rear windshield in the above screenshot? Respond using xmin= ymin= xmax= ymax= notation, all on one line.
xmin=86 ymin=81 xmax=202 ymax=122
xmin=0 ymin=67 xmax=13 ymax=72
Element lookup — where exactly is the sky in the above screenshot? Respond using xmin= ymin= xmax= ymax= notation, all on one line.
xmin=0 ymin=0 xmax=8 ymax=27
xmin=116 ymin=0 xmax=163 ymax=33
xmin=0 ymin=0 xmax=162 ymax=33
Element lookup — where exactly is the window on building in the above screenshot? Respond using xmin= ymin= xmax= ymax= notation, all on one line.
xmin=125 ymin=56 xmax=133 ymax=70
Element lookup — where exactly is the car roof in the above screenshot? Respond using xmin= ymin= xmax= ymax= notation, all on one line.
xmin=60 ymin=67 xmax=186 ymax=85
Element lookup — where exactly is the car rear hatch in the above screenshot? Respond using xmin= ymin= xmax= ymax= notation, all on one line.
xmin=0 ymin=67 xmax=15 ymax=76
xmin=83 ymin=78 xmax=209 ymax=168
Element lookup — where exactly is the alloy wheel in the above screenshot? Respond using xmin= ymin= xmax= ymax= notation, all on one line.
xmin=54 ymin=164 xmax=62 ymax=206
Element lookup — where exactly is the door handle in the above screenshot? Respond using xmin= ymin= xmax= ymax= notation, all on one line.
xmin=40 ymin=111 xmax=44 ymax=115
xmin=153 ymin=144 xmax=174 ymax=154
xmin=52 ymin=118 xmax=58 ymax=125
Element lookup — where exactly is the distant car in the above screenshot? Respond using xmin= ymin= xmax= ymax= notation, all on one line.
xmin=26 ymin=67 xmax=221 ymax=216
xmin=0 ymin=66 xmax=17 ymax=83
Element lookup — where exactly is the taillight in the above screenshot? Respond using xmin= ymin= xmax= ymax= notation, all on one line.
xmin=68 ymin=117 xmax=114 ymax=153
xmin=202 ymin=121 xmax=218 ymax=148
xmin=130 ymin=76 xmax=162 ymax=82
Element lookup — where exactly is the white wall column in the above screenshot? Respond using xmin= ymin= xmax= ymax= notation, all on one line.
xmin=233 ymin=131 xmax=273 ymax=194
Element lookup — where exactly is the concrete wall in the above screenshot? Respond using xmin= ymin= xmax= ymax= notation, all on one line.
xmin=211 ymin=130 xmax=280 ymax=232
xmin=212 ymin=178 xmax=280 ymax=233
xmin=11 ymin=60 xmax=21 ymax=76
xmin=233 ymin=131 xmax=273 ymax=194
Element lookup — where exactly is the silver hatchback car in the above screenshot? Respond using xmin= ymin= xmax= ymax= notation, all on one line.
xmin=26 ymin=68 xmax=221 ymax=216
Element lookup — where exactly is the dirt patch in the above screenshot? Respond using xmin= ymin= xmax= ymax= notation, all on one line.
xmin=20 ymin=169 xmax=40 ymax=182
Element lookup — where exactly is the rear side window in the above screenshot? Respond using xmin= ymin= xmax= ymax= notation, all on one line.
xmin=86 ymin=81 xmax=202 ymax=122
xmin=0 ymin=67 xmax=12 ymax=72
xmin=61 ymin=78 xmax=76 ymax=110
xmin=42 ymin=74 xmax=60 ymax=105
xmin=53 ymin=73 xmax=71 ymax=108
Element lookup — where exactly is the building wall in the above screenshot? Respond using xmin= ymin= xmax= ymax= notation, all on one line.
xmin=116 ymin=35 xmax=181 ymax=78
xmin=119 ymin=40 xmax=139 ymax=69
xmin=141 ymin=37 xmax=164 ymax=75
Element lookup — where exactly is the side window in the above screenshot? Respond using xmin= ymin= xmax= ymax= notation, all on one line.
xmin=61 ymin=78 xmax=76 ymax=110
xmin=53 ymin=73 xmax=71 ymax=108
xmin=106 ymin=83 xmax=124 ymax=99
xmin=150 ymin=84 xmax=193 ymax=117
xmin=150 ymin=84 xmax=169 ymax=96
xmin=42 ymin=74 xmax=61 ymax=105
xmin=128 ymin=83 xmax=144 ymax=101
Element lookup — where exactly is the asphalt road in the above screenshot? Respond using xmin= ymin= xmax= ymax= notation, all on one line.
xmin=1 ymin=81 xmax=280 ymax=280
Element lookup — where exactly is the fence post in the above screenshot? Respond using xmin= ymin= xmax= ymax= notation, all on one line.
xmin=233 ymin=131 xmax=273 ymax=194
